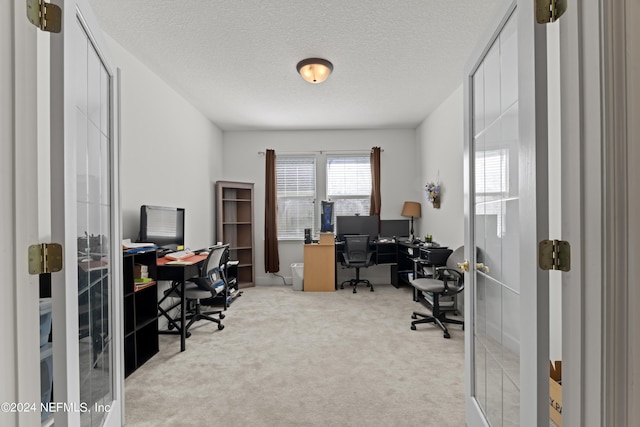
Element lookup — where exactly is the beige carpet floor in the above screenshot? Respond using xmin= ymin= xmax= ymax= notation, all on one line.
xmin=124 ymin=284 xmax=466 ymax=427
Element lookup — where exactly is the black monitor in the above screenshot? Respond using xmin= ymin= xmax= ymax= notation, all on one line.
xmin=336 ymin=215 xmax=379 ymax=241
xmin=380 ymin=219 xmax=410 ymax=238
xmin=138 ymin=205 xmax=185 ymax=249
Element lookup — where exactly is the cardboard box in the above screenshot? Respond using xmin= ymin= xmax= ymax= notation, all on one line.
xmin=550 ymin=360 xmax=562 ymax=426
xmin=134 ymin=264 xmax=148 ymax=279
xmin=318 ymin=232 xmax=335 ymax=245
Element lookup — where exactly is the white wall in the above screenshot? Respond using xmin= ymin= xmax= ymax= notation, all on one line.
xmin=222 ymin=129 xmax=417 ymax=285
xmin=415 ymin=86 xmax=465 ymax=249
xmin=105 ymin=35 xmax=224 ymax=250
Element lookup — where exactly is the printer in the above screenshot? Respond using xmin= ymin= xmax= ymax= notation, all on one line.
xmin=419 ymin=246 xmax=453 ymax=266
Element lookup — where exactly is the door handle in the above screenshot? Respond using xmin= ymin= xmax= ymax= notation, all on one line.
xmin=457 ymin=261 xmax=470 ymax=272
xmin=476 ymin=263 xmax=490 ymax=274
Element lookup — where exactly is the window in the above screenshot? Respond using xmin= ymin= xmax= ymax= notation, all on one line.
xmin=276 ymin=156 xmax=316 ymax=239
xmin=475 ymin=148 xmax=509 ymax=237
xmin=326 ymin=155 xmax=371 ymax=217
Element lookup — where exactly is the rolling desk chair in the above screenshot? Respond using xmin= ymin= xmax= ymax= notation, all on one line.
xmin=340 ymin=235 xmax=375 ymax=293
xmin=160 ymin=245 xmax=229 ymax=337
xmin=410 ymin=246 xmax=465 ymax=338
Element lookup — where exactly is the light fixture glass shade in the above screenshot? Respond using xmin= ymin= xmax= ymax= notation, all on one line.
xmin=401 ymin=201 xmax=422 ymax=218
xmin=296 ymin=58 xmax=333 ymax=84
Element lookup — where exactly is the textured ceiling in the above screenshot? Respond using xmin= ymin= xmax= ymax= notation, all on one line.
xmin=89 ymin=0 xmax=502 ymax=131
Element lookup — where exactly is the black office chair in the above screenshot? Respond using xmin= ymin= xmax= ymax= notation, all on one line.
xmin=340 ymin=235 xmax=375 ymax=293
xmin=161 ymin=245 xmax=229 ymax=337
xmin=410 ymin=246 xmax=465 ymax=338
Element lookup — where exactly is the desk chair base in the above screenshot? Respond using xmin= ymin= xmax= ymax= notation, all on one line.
xmin=340 ymin=268 xmax=374 ymax=293
xmin=340 ymin=279 xmax=374 ymax=293
xmin=159 ymin=281 xmax=225 ymax=339
xmin=183 ymin=302 xmax=225 ymax=332
xmin=410 ymin=311 xmax=464 ymax=339
xmin=166 ymin=305 xmax=225 ymax=336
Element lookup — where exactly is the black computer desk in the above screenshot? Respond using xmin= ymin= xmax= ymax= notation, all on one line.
xmin=156 ymin=254 xmax=207 ymax=352
xmin=334 ymin=239 xmax=420 ymax=289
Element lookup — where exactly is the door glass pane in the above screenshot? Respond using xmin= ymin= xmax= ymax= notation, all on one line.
xmin=76 ymin=18 xmax=113 ymax=426
xmin=503 ymin=374 xmax=520 ymax=426
xmin=472 ymin=9 xmax=519 ymax=425
xmin=40 ymin=298 xmax=53 ymax=423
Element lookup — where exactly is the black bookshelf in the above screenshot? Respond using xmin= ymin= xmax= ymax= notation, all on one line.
xmin=122 ymin=250 xmax=159 ymax=377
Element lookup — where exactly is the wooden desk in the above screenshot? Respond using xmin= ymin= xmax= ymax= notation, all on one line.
xmin=303 ymin=239 xmax=335 ymax=292
xmin=156 ymin=254 xmax=207 ymax=351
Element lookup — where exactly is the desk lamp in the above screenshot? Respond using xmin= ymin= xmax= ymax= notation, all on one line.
xmin=401 ymin=201 xmax=422 ymax=243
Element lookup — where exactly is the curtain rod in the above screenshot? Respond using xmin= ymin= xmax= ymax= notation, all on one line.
xmin=258 ymin=148 xmax=383 ymax=155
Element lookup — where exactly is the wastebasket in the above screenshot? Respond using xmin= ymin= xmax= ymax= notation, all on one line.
xmin=291 ymin=263 xmax=304 ymax=291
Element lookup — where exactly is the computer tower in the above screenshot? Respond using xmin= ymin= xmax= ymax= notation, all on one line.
xmin=320 ymin=201 xmax=334 ymax=232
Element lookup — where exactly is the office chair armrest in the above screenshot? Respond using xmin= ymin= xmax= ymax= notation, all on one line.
xmin=439 ymin=268 xmax=464 ymax=293
xmin=341 ymin=252 xmax=352 ymax=267
xmin=433 ymin=266 xmax=449 ymax=279
xmin=365 ymin=252 xmax=374 ymax=265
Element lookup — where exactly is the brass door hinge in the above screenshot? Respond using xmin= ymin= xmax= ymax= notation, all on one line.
xmin=538 ymin=239 xmax=570 ymax=272
xmin=535 ymin=0 xmax=567 ymax=24
xmin=26 ymin=0 xmax=61 ymax=33
xmin=28 ymin=243 xmax=63 ymax=275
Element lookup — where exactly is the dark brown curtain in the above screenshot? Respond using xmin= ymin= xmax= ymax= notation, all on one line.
xmin=264 ymin=149 xmax=280 ymax=273
xmin=369 ymin=146 xmax=382 ymax=233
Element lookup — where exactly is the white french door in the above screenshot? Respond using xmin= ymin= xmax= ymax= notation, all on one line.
xmin=8 ymin=0 xmax=122 ymax=425
xmin=463 ymin=1 xmax=549 ymax=426
xmin=48 ymin=0 xmax=123 ymax=425
xmin=9 ymin=0 xmax=123 ymax=425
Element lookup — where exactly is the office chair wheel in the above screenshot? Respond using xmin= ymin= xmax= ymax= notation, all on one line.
xmin=411 ymin=314 xmax=417 ymax=319
xmin=340 ymin=284 xmax=344 ymax=289
xmin=168 ymin=323 xmax=174 ymax=330
xmin=218 ymin=324 xmax=225 ymax=330
xmin=353 ymin=288 xmax=357 ymax=293
xmin=219 ymin=313 xmax=225 ymax=319
xmin=186 ymin=331 xmax=192 ymax=338
xmin=443 ymin=332 xmax=451 ymax=339
xmin=370 ymin=287 xmax=374 ymax=292
xmin=411 ymin=325 xmax=417 ymax=330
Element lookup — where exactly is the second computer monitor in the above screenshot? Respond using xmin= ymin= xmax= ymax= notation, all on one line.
xmin=336 ymin=215 xmax=379 ymax=241
xmin=380 ymin=219 xmax=410 ymax=238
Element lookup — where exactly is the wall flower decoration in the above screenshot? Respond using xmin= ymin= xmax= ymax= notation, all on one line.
xmin=425 ymin=182 xmax=441 ymax=208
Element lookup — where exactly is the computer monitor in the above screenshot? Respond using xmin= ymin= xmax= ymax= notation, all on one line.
xmin=336 ymin=215 xmax=379 ymax=241
xmin=138 ymin=205 xmax=185 ymax=249
xmin=380 ymin=219 xmax=410 ymax=238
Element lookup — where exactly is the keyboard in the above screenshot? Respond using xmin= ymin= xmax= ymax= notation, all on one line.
xmin=165 ymin=249 xmax=195 ymax=261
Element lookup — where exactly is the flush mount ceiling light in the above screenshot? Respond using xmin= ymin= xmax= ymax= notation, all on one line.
xmin=296 ymin=58 xmax=333 ymax=84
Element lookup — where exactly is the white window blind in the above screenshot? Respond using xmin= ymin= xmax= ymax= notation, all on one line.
xmin=326 ymin=155 xmax=371 ymax=217
xmin=475 ymin=148 xmax=509 ymax=236
xmin=276 ymin=156 xmax=316 ymax=239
